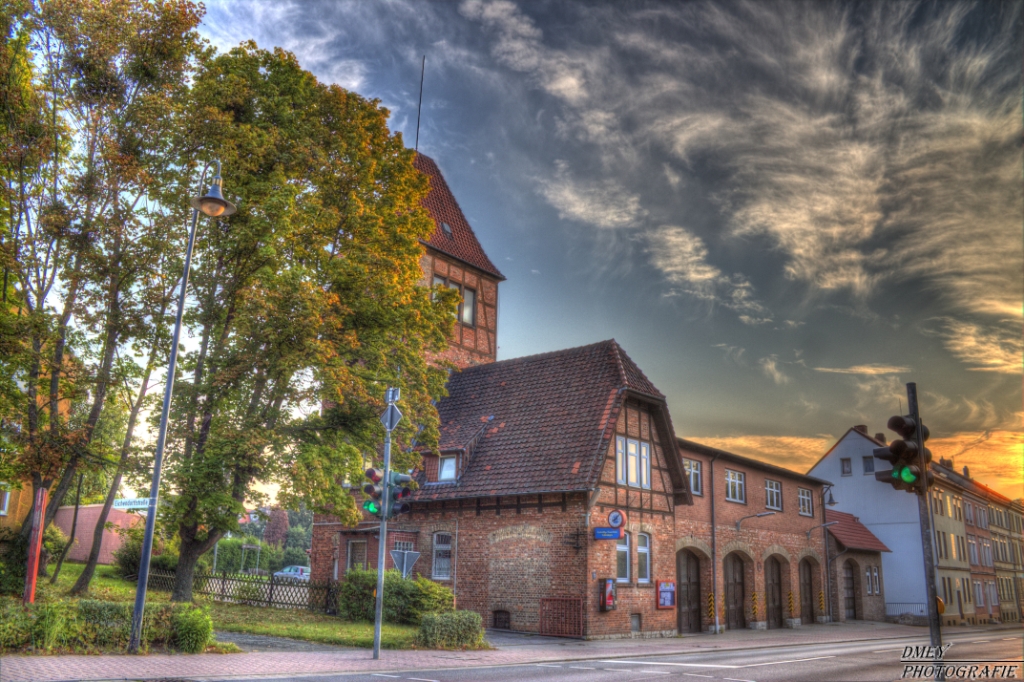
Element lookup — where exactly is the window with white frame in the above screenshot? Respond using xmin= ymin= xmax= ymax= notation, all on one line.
xmin=347 ymin=540 xmax=367 ymax=571
xmin=616 ymin=533 xmax=630 ymax=583
xmin=872 ymin=566 xmax=880 ymax=595
xmin=840 ymin=458 xmax=852 ymax=476
xmin=967 ymin=535 xmax=978 ymax=564
xmin=725 ymin=470 xmax=745 ymax=503
xmin=974 ymin=580 xmax=984 ymax=606
xmin=432 ymin=276 xmax=475 ymax=326
xmin=0 ymin=483 xmax=8 ymax=516
xmin=616 ymin=436 xmax=651 ymax=490
xmin=683 ymin=458 xmax=702 ymax=496
xmin=432 ymin=533 xmax=452 ymax=580
xmin=637 ymin=533 xmax=651 ymax=583
xmin=965 ymin=501 xmax=974 ymax=525
xmin=865 ymin=568 xmax=873 ymax=595
xmin=862 ymin=456 xmax=874 ymax=474
xmin=394 ymin=540 xmax=414 ymax=552
xmin=438 ymin=456 xmax=456 ymax=481
xmin=765 ymin=480 xmax=782 ymax=510
xmin=798 ymin=488 xmax=813 ymax=516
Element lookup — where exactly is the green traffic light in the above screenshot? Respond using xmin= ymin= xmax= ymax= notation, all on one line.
xmin=363 ymin=499 xmax=381 ymax=515
xmin=900 ymin=466 xmax=918 ymax=484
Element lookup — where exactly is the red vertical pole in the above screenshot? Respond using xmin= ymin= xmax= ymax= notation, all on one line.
xmin=23 ymin=487 xmax=48 ymax=606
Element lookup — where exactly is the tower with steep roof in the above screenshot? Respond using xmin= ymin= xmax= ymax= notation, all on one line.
xmin=414 ymin=153 xmax=504 ymax=368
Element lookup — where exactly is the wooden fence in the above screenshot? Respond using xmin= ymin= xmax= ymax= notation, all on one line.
xmin=148 ymin=569 xmax=341 ymax=614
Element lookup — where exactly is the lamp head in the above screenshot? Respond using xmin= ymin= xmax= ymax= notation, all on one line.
xmin=190 ymin=161 xmax=236 ymax=217
xmin=827 ymin=490 xmax=837 ymax=507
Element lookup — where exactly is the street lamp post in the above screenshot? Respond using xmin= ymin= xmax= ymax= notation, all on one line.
xmin=128 ymin=162 xmax=236 ymax=654
xmin=735 ymin=511 xmax=776 ymax=531
xmin=820 ymin=485 xmax=837 ymax=622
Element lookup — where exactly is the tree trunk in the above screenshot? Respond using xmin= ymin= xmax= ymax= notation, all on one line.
xmin=170 ymin=530 xmax=219 ymax=602
xmin=50 ymin=473 xmax=83 ymax=584
xmin=70 ymin=466 xmax=122 ymax=595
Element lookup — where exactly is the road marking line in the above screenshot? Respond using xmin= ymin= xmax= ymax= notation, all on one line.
xmin=724 ymin=678 xmax=758 ymax=682
xmin=636 ymin=673 xmax=673 ymax=676
xmin=972 ymin=640 xmax=990 ymax=643
xmin=682 ymin=675 xmax=713 ymax=679
xmin=740 ymin=655 xmax=835 ymax=668
xmin=371 ymin=676 xmax=400 ymax=679
xmin=536 ymin=664 xmax=563 ymax=668
xmin=1003 ymin=638 xmax=1019 ymax=641
xmin=871 ymin=649 xmax=898 ymax=653
xmin=569 ymin=667 xmax=596 ymax=670
xmin=598 ymin=660 xmax=737 ymax=669
xmin=407 ymin=678 xmax=440 ymax=682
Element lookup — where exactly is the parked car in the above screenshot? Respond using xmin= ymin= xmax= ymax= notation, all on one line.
xmin=273 ymin=565 xmax=310 ymax=582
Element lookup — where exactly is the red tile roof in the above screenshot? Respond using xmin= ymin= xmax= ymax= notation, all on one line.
xmin=414 ymin=153 xmax=504 ymax=280
xmin=826 ymin=510 xmax=891 ymax=553
xmin=412 ymin=340 xmax=678 ymax=501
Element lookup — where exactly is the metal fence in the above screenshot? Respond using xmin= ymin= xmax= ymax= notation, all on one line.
xmin=885 ymin=602 xmax=927 ymax=617
xmin=148 ymin=569 xmax=341 ymax=614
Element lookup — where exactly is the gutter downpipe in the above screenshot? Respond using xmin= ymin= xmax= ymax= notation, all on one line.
xmin=710 ymin=453 xmax=721 ymax=634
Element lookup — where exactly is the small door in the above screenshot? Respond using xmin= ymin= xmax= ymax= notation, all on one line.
xmin=676 ymin=550 xmax=701 ymax=633
xmin=799 ymin=559 xmax=814 ymax=624
xmin=724 ymin=553 xmax=746 ymax=630
xmin=765 ymin=557 xmax=783 ymax=629
xmin=843 ymin=561 xmax=857 ymax=620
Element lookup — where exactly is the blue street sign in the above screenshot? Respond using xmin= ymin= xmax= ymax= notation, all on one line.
xmin=594 ymin=527 xmax=623 ymax=540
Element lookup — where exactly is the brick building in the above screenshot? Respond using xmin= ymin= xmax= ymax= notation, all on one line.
xmin=53 ymin=505 xmax=141 ymax=565
xmin=310 ymin=153 xmax=834 ymax=638
xmin=824 ymin=510 xmax=889 ymax=623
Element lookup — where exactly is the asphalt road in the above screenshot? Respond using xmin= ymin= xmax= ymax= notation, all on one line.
xmin=215 ymin=630 xmax=1022 ymax=682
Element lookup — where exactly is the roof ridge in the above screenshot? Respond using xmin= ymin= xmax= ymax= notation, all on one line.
xmin=453 ymin=339 xmax=618 ymax=374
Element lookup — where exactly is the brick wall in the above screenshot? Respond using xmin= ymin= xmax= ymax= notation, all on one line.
xmin=53 ymin=505 xmax=141 ymax=565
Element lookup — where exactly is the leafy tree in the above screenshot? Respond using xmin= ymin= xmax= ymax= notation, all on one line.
xmin=161 ymin=43 xmax=454 ymax=601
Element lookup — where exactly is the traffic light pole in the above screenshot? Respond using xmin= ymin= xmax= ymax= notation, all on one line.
xmin=908 ymin=383 xmax=944 ymax=680
xmin=372 ymin=390 xmax=397 ymax=661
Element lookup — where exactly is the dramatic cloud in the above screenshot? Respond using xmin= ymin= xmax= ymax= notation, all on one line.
xmin=538 ymin=161 xmax=646 ymax=229
xmin=929 ymin=318 xmax=1023 ymax=374
xmin=813 ymin=364 xmax=910 ymax=375
xmin=690 ymin=435 xmax=836 ymax=473
xmin=647 ymin=225 xmax=768 ymax=316
xmin=930 ymin=430 xmax=1024 ymax=500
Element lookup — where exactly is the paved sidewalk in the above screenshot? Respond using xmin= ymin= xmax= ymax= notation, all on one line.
xmin=1 ymin=621 xmax=1019 ymax=682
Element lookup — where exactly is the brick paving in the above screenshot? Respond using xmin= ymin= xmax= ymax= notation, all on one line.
xmin=1 ymin=621 xmax=1018 ymax=682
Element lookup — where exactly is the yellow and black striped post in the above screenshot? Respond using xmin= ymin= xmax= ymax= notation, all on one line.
xmin=787 ymin=590 xmax=794 ymax=617
xmin=707 ymin=592 xmax=715 ymax=622
xmin=751 ymin=592 xmax=759 ymax=620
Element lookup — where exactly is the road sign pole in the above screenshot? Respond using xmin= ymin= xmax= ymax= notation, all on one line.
xmin=372 ymin=387 xmax=401 ymax=660
xmin=908 ymin=383 xmax=944 ymax=680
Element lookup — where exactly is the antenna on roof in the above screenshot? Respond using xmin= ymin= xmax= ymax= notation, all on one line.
xmin=415 ymin=55 xmax=425 ymax=152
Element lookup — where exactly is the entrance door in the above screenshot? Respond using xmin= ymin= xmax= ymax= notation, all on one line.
xmin=676 ymin=550 xmax=701 ymax=633
xmin=724 ymin=553 xmax=746 ymax=630
xmin=843 ymin=561 xmax=857 ymax=619
xmin=799 ymin=559 xmax=814 ymax=624
xmin=765 ymin=557 xmax=783 ymax=629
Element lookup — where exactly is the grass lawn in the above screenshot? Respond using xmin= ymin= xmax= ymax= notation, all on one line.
xmin=48 ymin=562 xmax=419 ymax=649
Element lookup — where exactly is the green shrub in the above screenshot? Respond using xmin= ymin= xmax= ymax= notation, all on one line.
xmin=171 ymin=605 xmax=212 ymax=653
xmin=0 ymin=599 xmax=33 ymax=650
xmin=0 ymin=528 xmax=28 ymax=595
xmin=150 ymin=553 xmax=179 ymax=572
xmin=112 ymin=525 xmax=145 ymax=579
xmin=78 ymin=600 xmax=131 ymax=648
xmin=418 ymin=610 xmax=483 ymax=649
xmin=337 ymin=569 xmax=455 ymax=625
xmin=235 ymin=580 xmax=265 ymax=605
xmin=32 ymin=601 xmax=78 ymax=651
xmin=410 ymin=576 xmax=454 ymax=624
xmin=282 ymin=546 xmax=308 ymax=568
xmin=42 ymin=525 xmax=69 ymax=563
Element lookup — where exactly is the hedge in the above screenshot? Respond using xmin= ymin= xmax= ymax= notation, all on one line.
xmin=337 ymin=569 xmax=454 ymax=625
xmin=0 ymin=598 xmax=213 ymax=653
xmin=418 ymin=610 xmax=484 ymax=649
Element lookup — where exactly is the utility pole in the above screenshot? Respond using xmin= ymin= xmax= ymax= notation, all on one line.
xmin=908 ymin=383 xmax=945 ymax=680
xmin=372 ymin=387 xmax=402 ymax=660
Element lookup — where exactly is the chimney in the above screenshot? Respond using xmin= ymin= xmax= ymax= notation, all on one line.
xmin=875 ymin=432 xmax=886 ymax=443
xmin=854 ymin=425 xmax=867 ymax=435
xmin=963 ymin=466 xmax=970 ymax=479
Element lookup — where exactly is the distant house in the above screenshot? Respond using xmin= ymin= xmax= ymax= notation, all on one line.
xmin=825 ymin=510 xmax=890 ymax=622
xmin=53 ymin=505 xmax=141 ymax=565
xmin=0 ymin=481 xmax=33 ymax=532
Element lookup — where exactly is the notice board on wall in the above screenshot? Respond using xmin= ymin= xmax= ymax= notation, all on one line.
xmin=656 ymin=580 xmax=676 ymax=609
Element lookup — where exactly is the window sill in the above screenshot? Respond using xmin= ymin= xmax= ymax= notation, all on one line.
xmin=725 ymin=498 xmax=746 ymax=505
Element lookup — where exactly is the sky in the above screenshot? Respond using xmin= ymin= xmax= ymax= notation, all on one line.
xmin=200 ymin=0 xmax=1023 ymax=500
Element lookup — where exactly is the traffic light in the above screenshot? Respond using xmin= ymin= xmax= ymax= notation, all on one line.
xmin=387 ymin=472 xmax=412 ymax=519
xmin=874 ymin=415 xmax=933 ymax=494
xmin=362 ymin=468 xmax=385 ymax=518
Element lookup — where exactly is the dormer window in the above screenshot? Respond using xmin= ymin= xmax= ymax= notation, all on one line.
xmin=438 ymin=456 xmax=456 ymax=481
xmin=441 ymin=221 xmax=453 ymax=237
